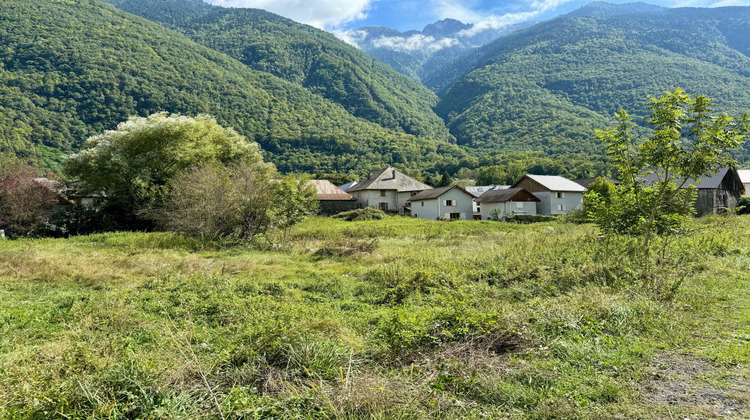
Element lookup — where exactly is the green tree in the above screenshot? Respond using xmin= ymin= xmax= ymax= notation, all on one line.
xmin=65 ymin=113 xmax=269 ymax=228
xmin=588 ymin=89 xmax=750 ymax=251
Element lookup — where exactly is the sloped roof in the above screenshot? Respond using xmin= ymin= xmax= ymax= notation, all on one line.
xmin=572 ymin=177 xmax=621 ymax=188
xmin=475 ymin=187 xmax=541 ymax=203
xmin=641 ymin=168 xmax=741 ymax=190
xmin=310 ymin=180 xmax=354 ymax=201
xmin=338 ymin=181 xmax=358 ymax=191
xmin=738 ymin=170 xmax=750 ymax=184
xmin=348 ymin=167 xmax=432 ymax=193
xmin=407 ymin=185 xmax=472 ymax=201
xmin=513 ymin=174 xmax=587 ymax=192
xmin=464 ymin=185 xmax=509 ymax=197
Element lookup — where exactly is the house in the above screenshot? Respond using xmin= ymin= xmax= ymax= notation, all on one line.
xmin=407 ymin=185 xmax=475 ymax=220
xmin=347 ymin=167 xmax=432 ymax=214
xmin=465 ymin=185 xmax=509 ymax=219
xmin=32 ymin=178 xmax=71 ymax=214
xmin=475 ymin=188 xmax=541 ymax=220
xmin=642 ymin=168 xmax=744 ymax=216
xmin=310 ymin=180 xmax=359 ymax=215
xmin=738 ymin=170 xmax=750 ymax=198
xmin=511 ymin=174 xmax=586 ymax=215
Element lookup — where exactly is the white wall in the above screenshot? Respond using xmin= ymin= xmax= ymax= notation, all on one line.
xmin=351 ymin=190 xmax=402 ymax=212
xmin=480 ymin=201 xmax=537 ymax=220
xmin=411 ymin=189 xmax=474 ymax=220
xmin=533 ymin=191 xmax=583 ymax=215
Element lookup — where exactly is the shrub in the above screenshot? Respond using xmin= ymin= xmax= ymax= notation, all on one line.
xmin=332 ymin=208 xmax=389 ymax=221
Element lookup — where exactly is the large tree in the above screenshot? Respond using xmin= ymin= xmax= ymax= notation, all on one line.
xmin=65 ymin=113 xmax=270 ymax=228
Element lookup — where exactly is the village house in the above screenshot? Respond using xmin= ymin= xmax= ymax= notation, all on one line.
xmin=310 ymin=180 xmax=359 ymax=215
xmin=347 ymin=167 xmax=432 ymax=214
xmin=465 ymin=185 xmax=508 ymax=219
xmin=511 ymin=174 xmax=586 ymax=215
xmin=408 ymin=185 xmax=475 ymax=220
xmin=475 ymin=187 xmax=541 ymax=220
xmin=738 ymin=170 xmax=750 ymax=198
xmin=642 ymin=168 xmax=744 ymax=216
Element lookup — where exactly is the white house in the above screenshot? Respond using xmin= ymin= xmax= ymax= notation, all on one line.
xmin=465 ymin=185 xmax=509 ymax=219
xmin=511 ymin=175 xmax=586 ymax=215
xmin=408 ymin=185 xmax=475 ymax=220
xmin=475 ymin=187 xmax=541 ymax=220
xmin=347 ymin=167 xmax=432 ymax=214
xmin=738 ymin=170 xmax=750 ymax=198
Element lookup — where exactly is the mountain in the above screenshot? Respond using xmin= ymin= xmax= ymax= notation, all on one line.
xmin=102 ymin=0 xmax=454 ymax=143
xmin=350 ymin=19 xmax=534 ymax=82
xmin=431 ymin=5 xmax=750 ymax=157
xmin=0 ymin=0 xmax=465 ymax=173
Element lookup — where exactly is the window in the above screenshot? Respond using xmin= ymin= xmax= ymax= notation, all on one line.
xmin=450 ymin=213 xmax=461 ymax=220
xmin=445 ymin=199 xmax=455 ymax=206
xmin=379 ymin=202 xmax=389 ymax=211
xmin=556 ymin=192 xmax=565 ymax=199
xmin=410 ymin=191 xmax=417 ymax=197
xmin=557 ymin=204 xmax=566 ymax=211
xmin=516 ymin=202 xmax=524 ymax=209
xmin=421 ymin=202 xmax=424 ymax=207
xmin=380 ymin=190 xmax=386 ymax=197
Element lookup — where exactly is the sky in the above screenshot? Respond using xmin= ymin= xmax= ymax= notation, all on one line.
xmin=205 ymin=0 xmax=750 ymax=34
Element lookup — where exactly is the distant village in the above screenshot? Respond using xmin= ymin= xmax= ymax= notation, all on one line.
xmin=313 ymin=167 xmax=750 ymax=221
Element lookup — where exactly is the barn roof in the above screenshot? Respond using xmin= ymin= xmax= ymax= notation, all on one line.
xmin=347 ymin=167 xmax=432 ymax=193
xmin=641 ymin=168 xmax=741 ymax=190
xmin=310 ymin=180 xmax=354 ymax=201
xmin=475 ymin=187 xmax=541 ymax=203
xmin=737 ymin=170 xmax=750 ymax=184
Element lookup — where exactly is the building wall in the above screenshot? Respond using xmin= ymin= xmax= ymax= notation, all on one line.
xmin=743 ymin=183 xmax=749 ymax=198
xmin=351 ymin=190 xmax=399 ymax=212
xmin=479 ymin=201 xmax=537 ymax=220
xmin=411 ymin=189 xmax=474 ymax=220
xmin=532 ymin=191 xmax=583 ymax=215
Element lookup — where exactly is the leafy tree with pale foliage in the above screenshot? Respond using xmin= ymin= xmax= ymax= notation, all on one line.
xmin=65 ymin=113 xmax=270 ymax=228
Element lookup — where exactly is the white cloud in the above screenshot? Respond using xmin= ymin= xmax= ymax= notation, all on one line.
xmin=205 ymin=0 xmax=375 ymax=29
xmin=441 ymin=0 xmax=577 ymax=37
xmin=372 ymin=34 xmax=459 ymax=52
xmin=333 ymin=29 xmax=368 ymax=47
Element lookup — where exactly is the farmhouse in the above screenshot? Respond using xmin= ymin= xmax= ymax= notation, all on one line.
xmin=310 ymin=180 xmax=358 ymax=215
xmin=511 ymin=174 xmax=586 ymax=215
xmin=347 ymin=167 xmax=432 ymax=214
xmin=475 ymin=187 xmax=540 ymax=220
xmin=642 ymin=168 xmax=744 ymax=216
xmin=408 ymin=185 xmax=475 ymax=220
xmin=465 ymin=185 xmax=508 ymax=218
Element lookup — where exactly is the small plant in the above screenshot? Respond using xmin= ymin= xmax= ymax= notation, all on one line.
xmin=332 ymin=208 xmax=389 ymax=221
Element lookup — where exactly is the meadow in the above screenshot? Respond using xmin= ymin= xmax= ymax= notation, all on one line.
xmin=0 ymin=216 xmax=748 ymax=418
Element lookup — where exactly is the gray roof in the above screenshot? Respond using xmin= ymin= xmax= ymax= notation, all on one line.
xmin=475 ymin=188 xmax=541 ymax=203
xmin=347 ymin=167 xmax=432 ymax=193
xmin=464 ymin=185 xmax=509 ymax=197
xmin=515 ymin=174 xmax=587 ymax=192
xmin=642 ymin=168 xmax=740 ymax=190
xmin=338 ymin=181 xmax=358 ymax=191
xmin=407 ymin=185 xmax=472 ymax=201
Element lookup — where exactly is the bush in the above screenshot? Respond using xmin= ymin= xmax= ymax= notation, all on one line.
xmin=332 ymin=208 xmax=389 ymax=221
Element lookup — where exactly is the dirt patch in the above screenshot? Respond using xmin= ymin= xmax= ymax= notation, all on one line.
xmin=642 ymin=354 xmax=748 ymax=418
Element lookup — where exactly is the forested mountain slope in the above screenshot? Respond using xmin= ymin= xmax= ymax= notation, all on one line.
xmin=102 ymin=0 xmax=454 ymax=142
xmin=0 ymin=0 xmax=465 ymax=173
xmin=431 ymin=5 xmax=750 ymax=156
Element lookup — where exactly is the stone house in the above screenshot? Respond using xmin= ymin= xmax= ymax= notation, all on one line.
xmin=310 ymin=180 xmax=359 ymax=215
xmin=347 ymin=167 xmax=432 ymax=214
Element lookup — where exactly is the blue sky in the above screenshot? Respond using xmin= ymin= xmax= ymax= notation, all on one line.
xmin=206 ymin=0 xmax=750 ymax=33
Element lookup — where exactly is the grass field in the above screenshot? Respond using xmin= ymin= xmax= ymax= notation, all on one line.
xmin=0 ymin=216 xmax=748 ymax=418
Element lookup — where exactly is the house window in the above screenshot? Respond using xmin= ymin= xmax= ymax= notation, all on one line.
xmin=445 ymin=199 xmax=455 ymax=206
xmin=379 ymin=202 xmax=389 ymax=211
xmin=450 ymin=213 xmax=461 ymax=220
xmin=380 ymin=190 xmax=386 ymax=197
xmin=556 ymin=192 xmax=565 ymax=199
xmin=410 ymin=192 xmax=417 ymax=196
xmin=516 ymin=202 xmax=524 ymax=209
xmin=421 ymin=202 xmax=424 ymax=207
xmin=557 ymin=204 xmax=566 ymax=211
